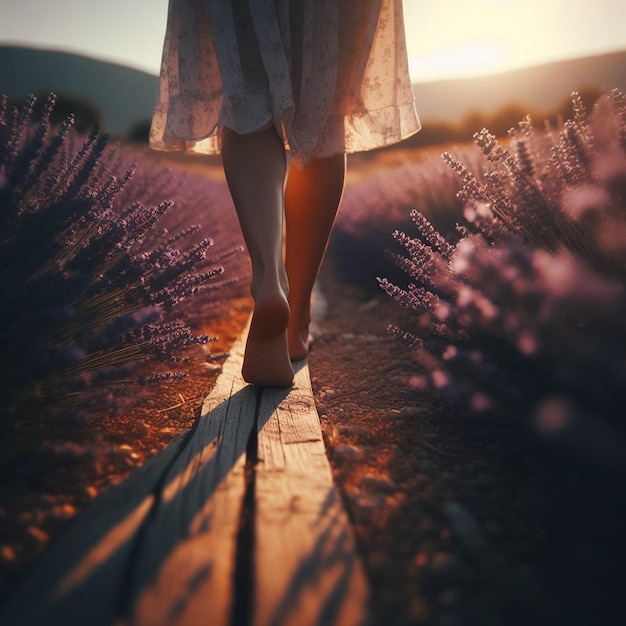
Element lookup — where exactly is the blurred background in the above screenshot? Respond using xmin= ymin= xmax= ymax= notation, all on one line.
xmin=0 ymin=0 xmax=625 ymax=140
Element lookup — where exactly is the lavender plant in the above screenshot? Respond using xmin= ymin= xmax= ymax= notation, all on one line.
xmin=0 ymin=93 xmax=242 ymax=417
xmin=332 ymin=148 xmax=474 ymax=286
xmin=381 ymin=91 xmax=626 ymax=454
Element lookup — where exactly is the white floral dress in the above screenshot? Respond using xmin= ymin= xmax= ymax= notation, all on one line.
xmin=150 ymin=0 xmax=420 ymax=166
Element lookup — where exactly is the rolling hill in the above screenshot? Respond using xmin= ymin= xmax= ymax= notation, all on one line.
xmin=0 ymin=46 xmax=158 ymax=135
xmin=414 ymin=48 xmax=626 ymax=124
xmin=0 ymin=45 xmax=625 ymax=136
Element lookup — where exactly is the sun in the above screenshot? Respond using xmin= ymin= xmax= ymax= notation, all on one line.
xmin=409 ymin=37 xmax=512 ymax=82
xmin=402 ymin=0 xmax=525 ymax=82
xmin=402 ymin=0 xmax=626 ymax=83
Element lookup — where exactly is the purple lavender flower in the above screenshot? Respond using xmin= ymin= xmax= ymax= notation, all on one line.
xmin=1 ymin=93 xmax=245 ymax=418
xmin=380 ymin=91 xmax=626 ymax=458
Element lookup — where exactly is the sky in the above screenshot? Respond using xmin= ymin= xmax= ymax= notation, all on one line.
xmin=0 ymin=0 xmax=625 ymax=84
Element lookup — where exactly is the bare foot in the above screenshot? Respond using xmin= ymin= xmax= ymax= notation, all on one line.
xmin=288 ymin=323 xmax=311 ymax=361
xmin=242 ymin=292 xmax=294 ymax=387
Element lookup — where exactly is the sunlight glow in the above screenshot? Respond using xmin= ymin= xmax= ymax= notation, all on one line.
xmin=161 ymin=436 xmax=222 ymax=504
xmin=403 ymin=0 xmax=626 ymax=83
xmin=412 ymin=39 xmax=512 ymax=80
xmin=0 ymin=0 xmax=625 ymax=82
xmin=53 ymin=494 xmax=155 ymax=599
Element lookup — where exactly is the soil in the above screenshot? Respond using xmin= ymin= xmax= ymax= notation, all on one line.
xmin=1 ymin=151 xmax=624 ymax=626
xmin=311 ymin=265 xmax=552 ymax=626
xmin=0 ymin=296 xmax=252 ymax=599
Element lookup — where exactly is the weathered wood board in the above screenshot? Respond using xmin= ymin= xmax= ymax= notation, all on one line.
xmin=254 ymin=363 xmax=370 ymax=626
xmin=0 ymin=318 xmax=369 ymax=626
xmin=121 ymin=332 xmax=255 ymax=626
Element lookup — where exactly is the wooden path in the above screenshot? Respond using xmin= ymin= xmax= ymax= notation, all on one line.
xmin=0 ymin=321 xmax=369 ymax=626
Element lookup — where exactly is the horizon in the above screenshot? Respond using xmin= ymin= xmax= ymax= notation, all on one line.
xmin=1 ymin=1 xmax=625 ymax=84
xmin=4 ymin=40 xmax=625 ymax=88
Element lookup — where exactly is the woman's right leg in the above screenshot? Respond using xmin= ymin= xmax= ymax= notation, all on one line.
xmin=221 ymin=126 xmax=294 ymax=386
xmin=284 ymin=154 xmax=346 ymax=360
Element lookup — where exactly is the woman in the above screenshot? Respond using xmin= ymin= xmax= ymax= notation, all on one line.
xmin=151 ymin=0 xmax=420 ymax=386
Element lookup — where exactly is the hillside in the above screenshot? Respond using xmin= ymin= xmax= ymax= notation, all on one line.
xmin=1 ymin=45 xmax=625 ymax=136
xmin=414 ymin=48 xmax=626 ymax=123
xmin=0 ymin=46 xmax=158 ymax=134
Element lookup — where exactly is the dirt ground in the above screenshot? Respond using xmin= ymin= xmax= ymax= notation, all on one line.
xmin=309 ymin=265 xmax=544 ymax=625
xmin=1 ymin=150 xmax=624 ymax=625
xmin=319 ymin=250 xmax=626 ymax=626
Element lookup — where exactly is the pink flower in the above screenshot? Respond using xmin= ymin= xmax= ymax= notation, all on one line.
xmin=471 ymin=392 xmax=492 ymax=412
xmin=533 ymin=397 xmax=574 ymax=435
xmin=517 ymin=329 xmax=537 ymax=356
xmin=442 ymin=345 xmax=457 ymax=360
xmin=533 ymin=250 xmax=622 ymax=302
xmin=561 ymin=184 xmax=609 ymax=220
xmin=431 ymin=370 xmax=449 ymax=389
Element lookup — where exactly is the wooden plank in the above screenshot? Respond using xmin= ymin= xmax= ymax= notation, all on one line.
xmin=254 ymin=361 xmax=370 ymax=626
xmin=1 ymin=310 xmax=370 ymax=626
xmin=0 ymin=327 xmax=254 ymax=626
xmin=0 ymin=435 xmax=187 ymax=626
xmin=121 ymin=325 xmax=254 ymax=626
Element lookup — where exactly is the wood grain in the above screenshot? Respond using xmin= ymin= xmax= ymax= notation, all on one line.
xmin=124 ymin=333 xmax=254 ymax=626
xmin=0 ymin=317 xmax=369 ymax=626
xmin=254 ymin=362 xmax=370 ymax=626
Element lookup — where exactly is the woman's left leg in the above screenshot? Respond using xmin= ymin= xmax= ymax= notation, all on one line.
xmin=221 ymin=126 xmax=294 ymax=386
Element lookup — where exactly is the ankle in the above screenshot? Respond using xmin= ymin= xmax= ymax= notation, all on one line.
xmin=250 ymin=273 xmax=289 ymax=303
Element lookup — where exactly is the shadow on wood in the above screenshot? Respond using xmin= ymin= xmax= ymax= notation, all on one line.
xmin=0 ymin=384 xmax=257 ymax=626
xmin=254 ymin=370 xmax=369 ymax=626
xmin=0 ymin=325 xmax=369 ymax=626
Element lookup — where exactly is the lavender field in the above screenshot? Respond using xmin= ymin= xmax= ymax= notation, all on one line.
xmin=0 ymin=93 xmax=252 ymax=599
xmin=0 ymin=93 xmax=248 ymax=424
xmin=4 ymin=90 xmax=624 ymax=452
xmin=329 ymin=90 xmax=626 ymax=624
xmin=338 ymin=90 xmax=626 ymax=466
xmin=2 ymin=89 xmax=626 ymax=623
